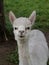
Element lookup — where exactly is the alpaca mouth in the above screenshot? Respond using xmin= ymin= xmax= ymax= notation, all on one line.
xmin=19 ymin=35 xmax=24 ymax=38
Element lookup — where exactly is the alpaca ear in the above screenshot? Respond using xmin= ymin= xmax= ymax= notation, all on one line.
xmin=29 ymin=11 xmax=36 ymax=25
xmin=9 ymin=11 xmax=16 ymax=24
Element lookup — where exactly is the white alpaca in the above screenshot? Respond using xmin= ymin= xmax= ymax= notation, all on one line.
xmin=9 ymin=11 xmax=49 ymax=65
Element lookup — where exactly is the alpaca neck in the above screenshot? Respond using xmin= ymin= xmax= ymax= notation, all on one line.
xmin=17 ymin=39 xmax=30 ymax=65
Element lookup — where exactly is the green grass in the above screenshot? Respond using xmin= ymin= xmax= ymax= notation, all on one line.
xmin=7 ymin=47 xmax=19 ymax=64
xmin=4 ymin=0 xmax=49 ymax=32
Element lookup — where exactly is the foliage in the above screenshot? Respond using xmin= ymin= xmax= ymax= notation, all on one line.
xmin=7 ymin=46 xmax=19 ymax=64
xmin=4 ymin=0 xmax=49 ymax=32
xmin=47 ymin=61 xmax=49 ymax=65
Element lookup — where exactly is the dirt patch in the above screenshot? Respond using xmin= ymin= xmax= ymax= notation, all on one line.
xmin=0 ymin=40 xmax=17 ymax=65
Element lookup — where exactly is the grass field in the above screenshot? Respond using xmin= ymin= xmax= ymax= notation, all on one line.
xmin=4 ymin=0 xmax=49 ymax=32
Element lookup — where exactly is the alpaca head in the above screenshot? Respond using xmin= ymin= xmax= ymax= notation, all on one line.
xmin=9 ymin=11 xmax=36 ymax=40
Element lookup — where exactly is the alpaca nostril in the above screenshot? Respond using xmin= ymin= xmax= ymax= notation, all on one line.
xmin=19 ymin=31 xmax=24 ymax=34
xmin=22 ymin=31 xmax=24 ymax=33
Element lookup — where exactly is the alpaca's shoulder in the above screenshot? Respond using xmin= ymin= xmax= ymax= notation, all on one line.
xmin=29 ymin=29 xmax=48 ymax=50
xmin=30 ymin=29 xmax=44 ymax=36
xmin=30 ymin=29 xmax=46 ymax=39
xmin=29 ymin=29 xmax=46 ymax=43
xmin=29 ymin=29 xmax=48 ymax=52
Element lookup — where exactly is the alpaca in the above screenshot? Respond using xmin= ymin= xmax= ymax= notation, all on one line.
xmin=9 ymin=11 xmax=49 ymax=65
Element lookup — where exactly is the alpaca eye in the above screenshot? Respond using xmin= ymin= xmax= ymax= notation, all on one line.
xmin=15 ymin=27 xmax=18 ymax=30
xmin=26 ymin=27 xmax=30 ymax=30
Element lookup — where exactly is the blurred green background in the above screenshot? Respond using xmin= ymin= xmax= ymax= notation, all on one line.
xmin=4 ymin=0 xmax=49 ymax=33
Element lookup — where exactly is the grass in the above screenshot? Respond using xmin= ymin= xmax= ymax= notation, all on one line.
xmin=7 ymin=47 xmax=19 ymax=64
xmin=4 ymin=0 xmax=49 ymax=32
xmin=4 ymin=0 xmax=49 ymax=64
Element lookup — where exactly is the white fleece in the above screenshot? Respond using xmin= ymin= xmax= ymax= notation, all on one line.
xmin=17 ymin=30 xmax=48 ymax=65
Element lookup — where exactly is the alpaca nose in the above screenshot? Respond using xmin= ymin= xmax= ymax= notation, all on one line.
xmin=19 ymin=30 xmax=24 ymax=34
